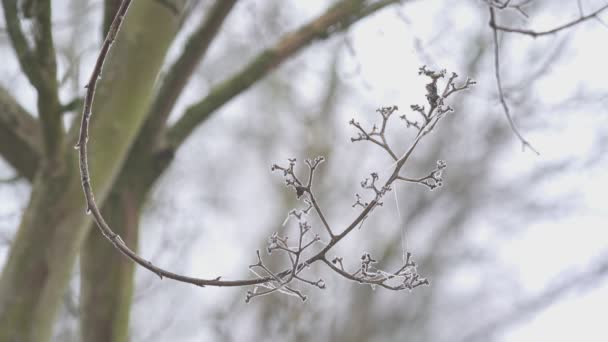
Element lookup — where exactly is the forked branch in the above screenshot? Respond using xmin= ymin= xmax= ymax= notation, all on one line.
xmin=486 ymin=1 xmax=608 ymax=154
xmin=488 ymin=2 xmax=608 ymax=37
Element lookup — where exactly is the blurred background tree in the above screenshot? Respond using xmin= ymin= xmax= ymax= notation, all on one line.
xmin=0 ymin=0 xmax=607 ymax=341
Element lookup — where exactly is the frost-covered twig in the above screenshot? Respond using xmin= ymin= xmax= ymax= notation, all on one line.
xmin=260 ymin=66 xmax=475 ymax=301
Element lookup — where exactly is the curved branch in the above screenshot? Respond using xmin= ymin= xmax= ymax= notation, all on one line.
xmin=77 ymin=0 xmax=273 ymax=289
xmin=103 ymin=0 xmax=123 ymax=37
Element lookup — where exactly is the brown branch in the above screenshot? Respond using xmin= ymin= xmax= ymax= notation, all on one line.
xmin=2 ymin=0 xmax=64 ymax=160
xmin=487 ymin=2 xmax=608 ymax=152
xmin=2 ymin=0 xmax=40 ymax=85
xmin=0 ymin=86 xmax=40 ymax=181
xmin=167 ymin=0 xmax=405 ymax=148
xmin=488 ymin=7 xmax=539 ymax=154
xmin=103 ymin=0 xmax=123 ymax=37
xmin=490 ymin=3 xmax=608 ymax=37
xmin=77 ymin=0 xmax=272 ymax=289
xmin=142 ymin=0 xmax=239 ymax=148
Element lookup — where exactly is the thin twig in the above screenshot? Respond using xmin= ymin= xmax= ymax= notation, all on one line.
xmin=490 ymin=3 xmax=608 ymax=37
xmin=489 ymin=7 xmax=539 ymax=154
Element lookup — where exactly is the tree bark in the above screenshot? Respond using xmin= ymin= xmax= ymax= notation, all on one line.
xmin=0 ymin=2 xmax=185 ymax=341
xmin=81 ymin=186 xmax=141 ymax=342
xmin=0 ymin=86 xmax=40 ymax=181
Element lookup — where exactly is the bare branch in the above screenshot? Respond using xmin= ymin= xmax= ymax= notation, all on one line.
xmin=1 ymin=0 xmax=64 ymax=159
xmin=103 ymin=0 xmax=123 ymax=37
xmin=272 ymin=156 xmax=335 ymax=238
xmin=482 ymin=0 xmax=532 ymax=17
xmin=350 ymin=106 xmax=400 ymax=161
xmin=490 ymin=2 xmax=608 ymax=37
xmin=397 ymin=160 xmax=447 ymax=190
xmin=323 ymin=252 xmax=429 ymax=290
xmin=167 ymin=0 xmax=406 ymax=148
xmin=577 ymin=0 xmax=585 ymax=17
xmin=77 ymin=0 xmax=278 ymax=289
xmin=486 ymin=2 xmax=608 ymax=153
xmin=489 ymin=7 xmax=539 ymax=154
xmin=461 ymin=252 xmax=608 ymax=342
xmin=0 ymin=86 xmax=40 ymax=181
xmin=141 ymin=0 xmax=239 ymax=148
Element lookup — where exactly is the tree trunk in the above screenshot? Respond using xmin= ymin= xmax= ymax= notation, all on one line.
xmin=81 ymin=186 xmax=141 ymax=342
xmin=0 ymin=2 xmax=185 ymax=340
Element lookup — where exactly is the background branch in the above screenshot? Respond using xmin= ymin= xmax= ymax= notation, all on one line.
xmin=142 ymin=0 xmax=239 ymax=148
xmin=488 ymin=7 xmax=539 ymax=154
xmin=490 ymin=3 xmax=608 ymax=37
xmin=1 ymin=0 xmax=64 ymax=160
xmin=0 ymin=86 xmax=40 ymax=181
xmin=167 ymin=0 xmax=405 ymax=148
xmin=461 ymin=252 xmax=608 ymax=342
